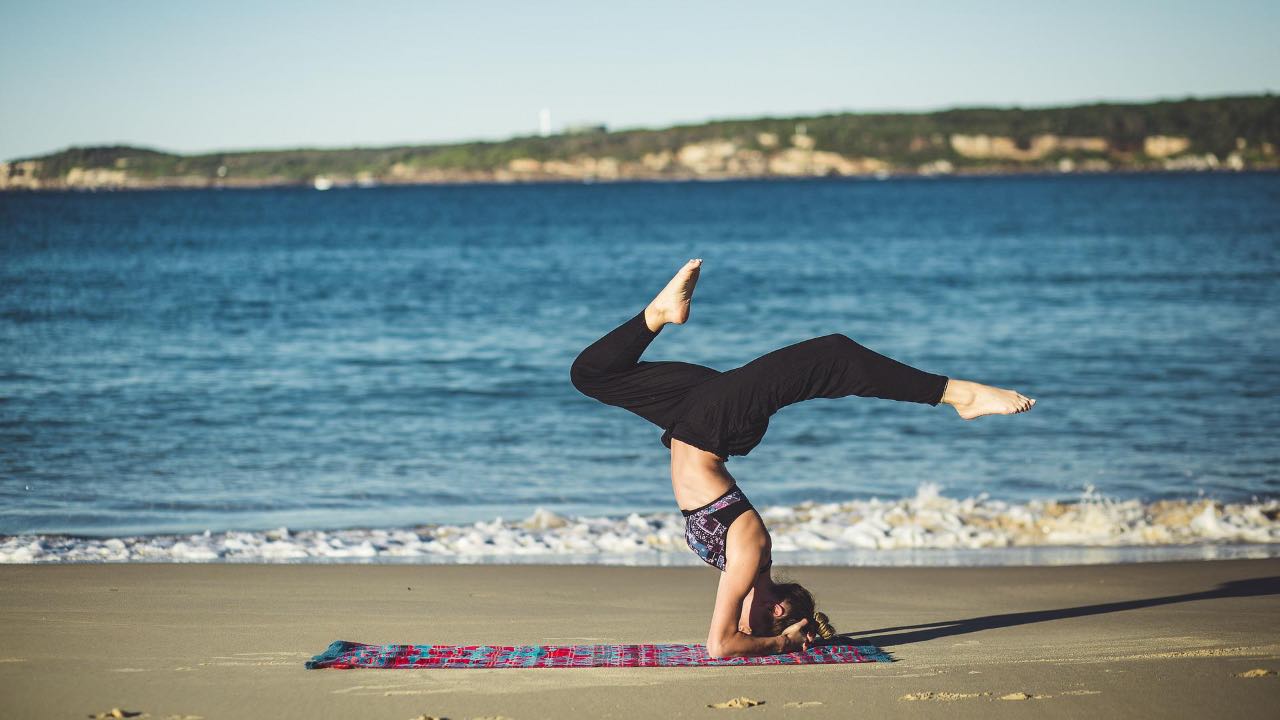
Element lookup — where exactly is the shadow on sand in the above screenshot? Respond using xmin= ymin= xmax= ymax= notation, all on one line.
xmin=826 ymin=576 xmax=1280 ymax=649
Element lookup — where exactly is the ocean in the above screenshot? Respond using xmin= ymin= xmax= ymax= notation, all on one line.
xmin=2 ymin=173 xmax=1277 ymax=564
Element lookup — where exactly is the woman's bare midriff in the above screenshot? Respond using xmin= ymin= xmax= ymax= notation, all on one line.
xmin=670 ymin=438 xmax=735 ymax=512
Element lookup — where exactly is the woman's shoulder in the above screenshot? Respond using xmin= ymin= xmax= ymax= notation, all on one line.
xmin=725 ymin=508 xmax=771 ymax=566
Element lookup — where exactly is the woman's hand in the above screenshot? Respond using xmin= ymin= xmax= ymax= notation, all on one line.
xmin=779 ymin=617 xmax=815 ymax=653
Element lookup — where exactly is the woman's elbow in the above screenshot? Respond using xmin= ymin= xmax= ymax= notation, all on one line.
xmin=706 ymin=636 xmax=740 ymax=659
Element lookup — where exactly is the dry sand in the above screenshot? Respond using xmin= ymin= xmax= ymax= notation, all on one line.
xmin=2 ymin=559 xmax=1278 ymax=719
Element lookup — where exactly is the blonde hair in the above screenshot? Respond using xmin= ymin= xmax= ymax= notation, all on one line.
xmin=811 ymin=610 xmax=837 ymax=640
xmin=768 ymin=581 xmax=838 ymax=640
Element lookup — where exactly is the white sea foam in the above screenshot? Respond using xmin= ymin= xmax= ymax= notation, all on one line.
xmin=3 ymin=485 xmax=1278 ymax=565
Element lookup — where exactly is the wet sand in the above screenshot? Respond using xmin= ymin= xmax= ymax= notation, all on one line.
xmin=2 ymin=559 xmax=1278 ymax=719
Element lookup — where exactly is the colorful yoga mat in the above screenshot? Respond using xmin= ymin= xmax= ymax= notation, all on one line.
xmin=306 ymin=640 xmax=892 ymax=669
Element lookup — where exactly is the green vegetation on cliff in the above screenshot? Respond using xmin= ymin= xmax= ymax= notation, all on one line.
xmin=8 ymin=94 xmax=1279 ymax=187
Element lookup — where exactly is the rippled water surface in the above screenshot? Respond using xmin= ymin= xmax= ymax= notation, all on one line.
xmin=2 ymin=173 xmax=1278 ymax=536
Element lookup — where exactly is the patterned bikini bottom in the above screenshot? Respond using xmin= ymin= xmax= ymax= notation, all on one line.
xmin=682 ymin=484 xmax=757 ymax=571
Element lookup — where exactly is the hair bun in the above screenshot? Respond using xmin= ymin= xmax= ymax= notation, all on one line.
xmin=812 ymin=611 xmax=836 ymax=639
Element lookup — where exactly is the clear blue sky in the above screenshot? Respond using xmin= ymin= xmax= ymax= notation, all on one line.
xmin=2 ymin=0 xmax=1276 ymax=161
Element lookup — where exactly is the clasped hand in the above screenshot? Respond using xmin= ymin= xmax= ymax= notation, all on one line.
xmin=779 ymin=617 xmax=816 ymax=653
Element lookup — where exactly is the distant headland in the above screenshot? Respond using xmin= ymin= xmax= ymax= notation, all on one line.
xmin=2 ymin=95 xmax=1276 ymax=191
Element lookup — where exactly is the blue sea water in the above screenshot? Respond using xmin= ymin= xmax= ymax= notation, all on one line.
xmin=1 ymin=173 xmax=1278 ymax=539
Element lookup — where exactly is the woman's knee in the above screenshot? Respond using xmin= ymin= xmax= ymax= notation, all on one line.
xmin=820 ymin=333 xmax=862 ymax=352
xmin=569 ymin=355 xmax=605 ymax=397
xmin=818 ymin=333 xmax=875 ymax=364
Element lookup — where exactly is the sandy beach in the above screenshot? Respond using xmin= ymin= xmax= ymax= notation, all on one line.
xmin=1 ymin=559 xmax=1277 ymax=719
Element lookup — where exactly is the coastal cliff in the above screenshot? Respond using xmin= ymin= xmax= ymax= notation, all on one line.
xmin=3 ymin=95 xmax=1276 ymax=191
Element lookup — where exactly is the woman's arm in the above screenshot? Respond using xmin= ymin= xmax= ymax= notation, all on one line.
xmin=706 ymin=567 xmax=783 ymax=658
xmin=704 ymin=528 xmax=811 ymax=658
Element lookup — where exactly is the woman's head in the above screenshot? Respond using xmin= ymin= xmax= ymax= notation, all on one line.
xmin=766 ymin=581 xmax=838 ymax=640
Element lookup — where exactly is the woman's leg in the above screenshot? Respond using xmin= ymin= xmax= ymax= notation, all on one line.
xmin=729 ymin=333 xmax=951 ymax=414
xmin=714 ymin=333 xmax=1031 ymax=425
xmin=570 ymin=260 xmax=718 ymax=429
xmin=655 ymin=333 xmax=952 ymax=459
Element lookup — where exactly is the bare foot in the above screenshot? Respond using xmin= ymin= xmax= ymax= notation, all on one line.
xmin=644 ymin=259 xmax=702 ymax=331
xmin=942 ymin=379 xmax=1035 ymax=420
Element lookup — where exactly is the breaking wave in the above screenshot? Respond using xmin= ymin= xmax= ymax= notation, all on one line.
xmin=3 ymin=484 xmax=1277 ymax=565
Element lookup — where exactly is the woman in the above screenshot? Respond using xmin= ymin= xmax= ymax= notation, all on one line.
xmin=570 ymin=259 xmax=1034 ymax=658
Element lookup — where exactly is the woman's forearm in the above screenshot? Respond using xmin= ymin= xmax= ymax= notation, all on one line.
xmin=708 ymin=631 xmax=786 ymax=659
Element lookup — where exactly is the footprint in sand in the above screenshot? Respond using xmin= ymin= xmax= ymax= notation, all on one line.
xmin=708 ymin=697 xmax=764 ymax=709
xmin=899 ymin=692 xmax=989 ymax=701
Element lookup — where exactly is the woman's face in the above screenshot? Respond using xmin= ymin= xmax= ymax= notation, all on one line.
xmin=741 ymin=588 xmax=789 ymax=635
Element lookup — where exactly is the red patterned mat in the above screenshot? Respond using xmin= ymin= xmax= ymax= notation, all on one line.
xmin=306 ymin=640 xmax=892 ymax=669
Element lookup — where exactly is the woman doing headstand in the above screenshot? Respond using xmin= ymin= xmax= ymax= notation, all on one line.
xmin=570 ymin=259 xmax=1034 ymax=658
